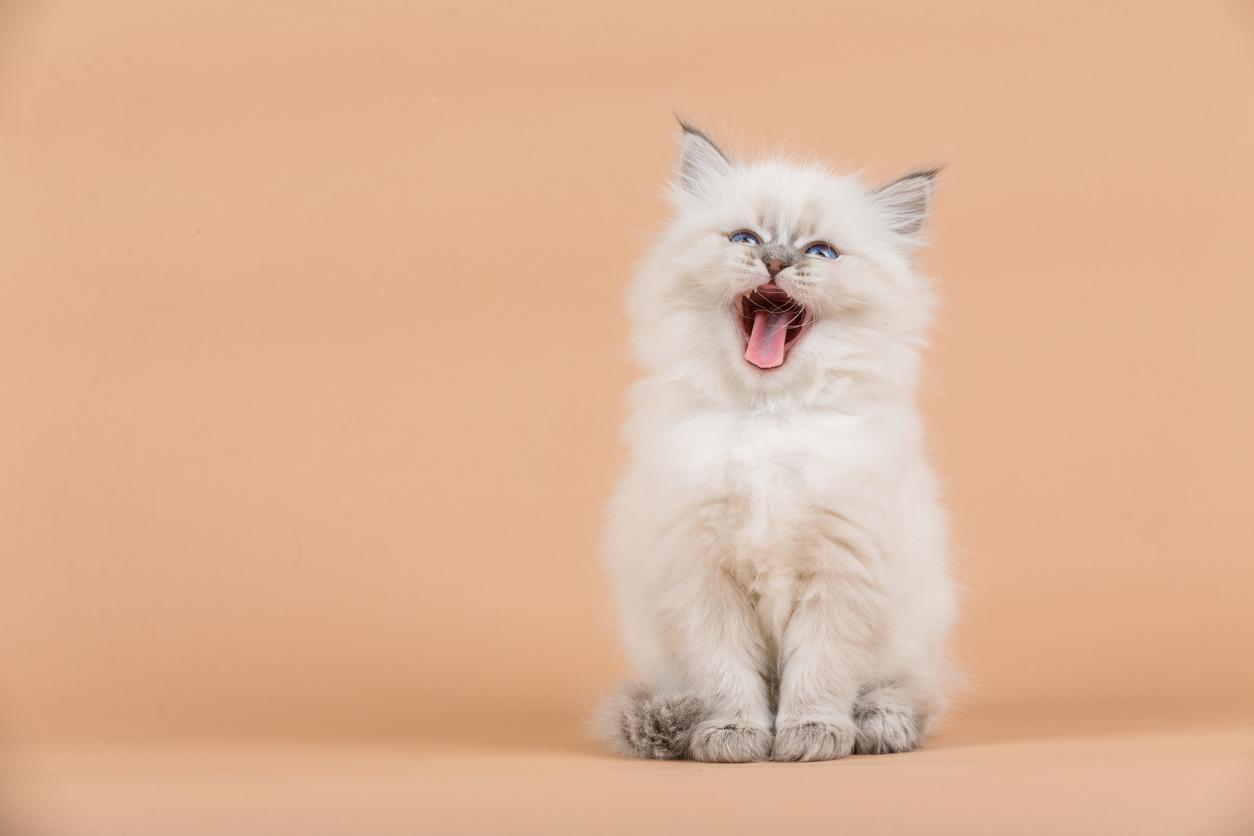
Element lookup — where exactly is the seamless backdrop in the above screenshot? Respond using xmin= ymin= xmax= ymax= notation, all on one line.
xmin=2 ymin=2 xmax=1254 ymax=834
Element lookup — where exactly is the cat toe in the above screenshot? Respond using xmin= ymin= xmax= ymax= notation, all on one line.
xmin=689 ymin=722 xmax=773 ymax=762
xmin=771 ymin=720 xmax=856 ymax=762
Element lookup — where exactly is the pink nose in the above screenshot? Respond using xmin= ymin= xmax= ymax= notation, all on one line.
xmin=764 ymin=258 xmax=787 ymax=276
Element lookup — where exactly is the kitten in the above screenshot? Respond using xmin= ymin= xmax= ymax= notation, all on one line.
xmin=597 ymin=123 xmax=956 ymax=762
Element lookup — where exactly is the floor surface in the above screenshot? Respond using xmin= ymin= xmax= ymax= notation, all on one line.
xmin=4 ymin=704 xmax=1252 ymax=836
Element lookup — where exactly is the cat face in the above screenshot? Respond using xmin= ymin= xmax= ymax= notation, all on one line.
xmin=628 ymin=124 xmax=939 ymax=403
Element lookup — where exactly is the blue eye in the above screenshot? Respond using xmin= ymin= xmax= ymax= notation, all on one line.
xmin=804 ymin=242 xmax=839 ymax=259
xmin=729 ymin=230 xmax=761 ymax=245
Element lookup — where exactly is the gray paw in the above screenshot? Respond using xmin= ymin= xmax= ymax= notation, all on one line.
xmin=771 ymin=720 xmax=856 ymax=761
xmin=852 ymin=699 xmax=922 ymax=755
xmin=689 ymin=722 xmax=773 ymax=763
xmin=620 ymin=693 xmax=706 ymax=760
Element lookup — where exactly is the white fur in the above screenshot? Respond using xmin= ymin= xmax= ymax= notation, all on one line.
xmin=600 ymin=128 xmax=956 ymax=761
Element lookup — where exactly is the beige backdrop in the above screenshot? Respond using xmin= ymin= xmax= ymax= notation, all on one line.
xmin=2 ymin=1 xmax=1254 ymax=833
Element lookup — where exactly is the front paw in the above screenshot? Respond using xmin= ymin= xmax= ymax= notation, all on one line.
xmin=771 ymin=719 xmax=856 ymax=762
xmin=853 ymin=700 xmax=922 ymax=755
xmin=689 ymin=721 xmax=773 ymax=763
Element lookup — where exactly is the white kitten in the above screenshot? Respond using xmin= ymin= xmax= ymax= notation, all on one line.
xmin=597 ymin=124 xmax=957 ymax=762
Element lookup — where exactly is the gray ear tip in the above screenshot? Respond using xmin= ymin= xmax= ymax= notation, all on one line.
xmin=673 ymin=115 xmax=729 ymax=162
xmin=901 ymin=165 xmax=944 ymax=183
xmin=875 ymin=165 xmax=944 ymax=202
xmin=672 ymin=112 xmax=701 ymax=137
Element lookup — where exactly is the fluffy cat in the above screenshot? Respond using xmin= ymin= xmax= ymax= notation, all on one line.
xmin=597 ymin=123 xmax=956 ymax=762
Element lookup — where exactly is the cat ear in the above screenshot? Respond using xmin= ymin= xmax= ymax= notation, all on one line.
xmin=674 ymin=120 xmax=731 ymax=199
xmin=873 ymin=167 xmax=940 ymax=237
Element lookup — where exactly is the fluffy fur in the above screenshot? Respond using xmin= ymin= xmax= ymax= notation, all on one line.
xmin=598 ymin=124 xmax=957 ymax=762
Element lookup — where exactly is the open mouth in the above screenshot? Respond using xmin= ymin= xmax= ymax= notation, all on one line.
xmin=737 ymin=282 xmax=812 ymax=370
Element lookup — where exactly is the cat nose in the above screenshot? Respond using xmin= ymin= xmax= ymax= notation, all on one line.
xmin=764 ymin=258 xmax=789 ymax=277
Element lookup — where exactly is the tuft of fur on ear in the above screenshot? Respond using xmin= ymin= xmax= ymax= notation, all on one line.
xmin=674 ymin=119 xmax=731 ymax=200
xmin=874 ymin=167 xmax=941 ymax=237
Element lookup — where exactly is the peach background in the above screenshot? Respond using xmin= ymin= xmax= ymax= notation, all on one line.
xmin=2 ymin=2 xmax=1253 ymax=834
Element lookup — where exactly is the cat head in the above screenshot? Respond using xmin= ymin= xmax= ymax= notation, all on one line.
xmin=629 ymin=122 xmax=939 ymax=406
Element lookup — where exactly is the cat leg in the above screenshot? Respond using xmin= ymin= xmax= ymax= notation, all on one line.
xmin=661 ymin=564 xmax=773 ymax=762
xmin=772 ymin=559 xmax=886 ymax=761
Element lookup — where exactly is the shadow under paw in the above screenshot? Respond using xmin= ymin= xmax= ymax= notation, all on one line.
xmin=771 ymin=720 xmax=856 ymax=762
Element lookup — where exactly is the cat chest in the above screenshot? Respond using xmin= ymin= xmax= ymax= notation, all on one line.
xmin=694 ymin=437 xmax=827 ymax=571
xmin=661 ymin=408 xmax=895 ymax=644
xmin=665 ymin=408 xmax=881 ymax=568
xmin=702 ymin=467 xmax=816 ymax=645
xmin=701 ymin=457 xmax=855 ymax=646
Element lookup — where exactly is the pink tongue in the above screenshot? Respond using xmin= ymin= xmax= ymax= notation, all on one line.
xmin=745 ymin=309 xmax=789 ymax=369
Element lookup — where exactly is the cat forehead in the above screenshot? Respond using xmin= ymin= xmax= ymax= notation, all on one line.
xmin=721 ymin=162 xmax=869 ymax=234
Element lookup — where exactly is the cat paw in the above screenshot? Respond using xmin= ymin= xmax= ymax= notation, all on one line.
xmin=618 ymin=692 xmax=707 ymax=760
xmin=852 ymin=698 xmax=922 ymax=755
xmin=771 ymin=720 xmax=856 ymax=761
xmin=689 ymin=722 xmax=773 ymax=762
